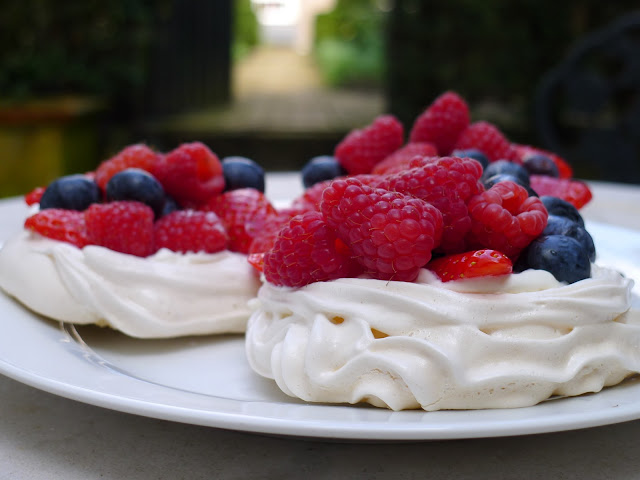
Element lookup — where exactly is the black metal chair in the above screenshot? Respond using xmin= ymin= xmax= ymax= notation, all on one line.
xmin=535 ymin=12 xmax=640 ymax=183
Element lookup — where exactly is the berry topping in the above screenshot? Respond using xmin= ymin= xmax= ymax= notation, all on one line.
xmin=371 ymin=142 xmax=438 ymax=175
xmin=511 ymin=144 xmax=573 ymax=179
xmin=320 ymin=178 xmax=443 ymax=282
xmin=39 ymin=174 xmax=101 ymax=211
xmin=95 ymin=144 xmax=159 ymax=191
xmin=517 ymin=235 xmax=591 ymax=284
xmin=105 ymin=168 xmax=166 ymax=218
xmin=222 ymin=156 xmax=265 ymax=192
xmin=262 ymin=211 xmax=361 ymax=288
xmin=205 ymin=188 xmax=277 ymax=254
xmin=427 ymin=249 xmax=513 ymax=282
xmin=85 ymin=201 xmax=156 ymax=257
xmin=466 ymin=181 xmax=548 ymax=258
xmin=409 ymin=91 xmax=470 ymax=155
xmin=24 ymin=186 xmax=45 ymax=206
xmin=529 ymin=175 xmax=592 ymax=209
xmin=482 ymin=160 xmax=530 ymax=187
xmin=154 ymin=210 xmax=227 ymax=254
xmin=522 ymin=153 xmax=559 ymax=178
xmin=452 ymin=148 xmax=490 ymax=170
xmin=543 ymin=215 xmax=595 ymax=262
xmin=153 ymin=142 xmax=224 ymax=207
xmin=379 ymin=156 xmax=484 ymax=253
xmin=24 ymin=209 xmax=88 ymax=248
xmin=301 ymin=155 xmax=346 ymax=188
xmin=540 ymin=196 xmax=584 ymax=228
xmin=453 ymin=121 xmax=515 ymax=162
xmin=335 ymin=114 xmax=404 ymax=175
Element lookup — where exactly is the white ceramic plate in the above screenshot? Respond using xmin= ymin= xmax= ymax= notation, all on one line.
xmin=0 ymin=196 xmax=639 ymax=441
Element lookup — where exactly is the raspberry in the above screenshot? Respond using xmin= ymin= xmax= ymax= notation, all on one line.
xmin=152 ymin=142 xmax=224 ymax=207
xmin=24 ymin=209 xmax=88 ymax=248
xmin=95 ymin=144 xmax=158 ymax=191
xmin=453 ymin=121 xmax=515 ymax=162
xmin=320 ymin=178 xmax=443 ymax=282
xmin=409 ymin=91 xmax=470 ymax=155
xmin=154 ymin=210 xmax=227 ymax=254
xmin=335 ymin=115 xmax=404 ymax=175
xmin=24 ymin=186 xmax=45 ymax=206
xmin=248 ymin=210 xmax=295 ymax=254
xmin=529 ymin=175 xmax=592 ymax=209
xmin=427 ymin=249 xmax=513 ymax=282
xmin=290 ymin=179 xmax=334 ymax=213
xmin=511 ymin=144 xmax=573 ymax=179
xmin=263 ymin=211 xmax=360 ymax=288
xmin=466 ymin=181 xmax=548 ymax=258
xmin=85 ymin=201 xmax=156 ymax=257
xmin=379 ymin=156 xmax=485 ymax=253
xmin=204 ymin=188 xmax=277 ymax=253
xmin=371 ymin=142 xmax=438 ymax=175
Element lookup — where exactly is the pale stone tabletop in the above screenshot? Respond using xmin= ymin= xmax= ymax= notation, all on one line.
xmin=1 ymin=175 xmax=639 ymax=480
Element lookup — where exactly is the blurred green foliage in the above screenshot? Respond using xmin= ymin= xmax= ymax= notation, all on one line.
xmin=0 ymin=0 xmax=166 ymax=107
xmin=232 ymin=0 xmax=259 ymax=61
xmin=314 ymin=0 xmax=387 ymax=88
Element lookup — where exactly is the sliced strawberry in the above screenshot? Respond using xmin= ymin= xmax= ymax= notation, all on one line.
xmin=24 ymin=209 xmax=88 ymax=248
xmin=427 ymin=249 xmax=512 ymax=282
xmin=24 ymin=186 xmax=45 ymax=206
xmin=529 ymin=175 xmax=592 ymax=209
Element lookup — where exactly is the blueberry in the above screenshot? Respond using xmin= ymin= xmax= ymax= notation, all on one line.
xmin=482 ymin=160 xmax=530 ymax=186
xmin=540 ymin=196 xmax=584 ymax=228
xmin=161 ymin=195 xmax=180 ymax=217
xmin=543 ymin=215 xmax=596 ymax=262
xmin=105 ymin=168 xmax=166 ymax=217
xmin=301 ymin=155 xmax=346 ymax=188
xmin=452 ymin=149 xmax=489 ymax=170
xmin=40 ymin=174 xmax=101 ymax=211
xmin=483 ymin=173 xmax=538 ymax=196
xmin=222 ymin=156 xmax=265 ymax=192
xmin=520 ymin=234 xmax=591 ymax=283
xmin=523 ymin=154 xmax=559 ymax=177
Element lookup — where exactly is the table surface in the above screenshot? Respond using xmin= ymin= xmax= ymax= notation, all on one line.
xmin=1 ymin=174 xmax=639 ymax=480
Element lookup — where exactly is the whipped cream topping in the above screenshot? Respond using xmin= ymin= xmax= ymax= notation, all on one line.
xmin=0 ymin=231 xmax=260 ymax=338
xmin=246 ymin=267 xmax=640 ymax=411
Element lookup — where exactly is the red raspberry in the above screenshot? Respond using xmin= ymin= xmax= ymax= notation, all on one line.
xmin=204 ymin=188 xmax=277 ymax=254
xmin=24 ymin=186 xmax=45 ymax=206
xmin=529 ymin=175 xmax=592 ymax=209
xmin=409 ymin=91 xmax=470 ymax=155
xmin=453 ymin=121 xmax=516 ymax=162
xmin=263 ymin=211 xmax=361 ymax=288
xmin=427 ymin=249 xmax=513 ymax=282
xmin=379 ymin=156 xmax=485 ymax=253
xmin=85 ymin=201 xmax=156 ymax=257
xmin=371 ymin=142 xmax=438 ymax=175
xmin=466 ymin=181 xmax=548 ymax=258
xmin=24 ymin=209 xmax=88 ymax=248
xmin=154 ymin=210 xmax=227 ymax=254
xmin=248 ymin=210 xmax=294 ymax=254
xmin=335 ymin=115 xmax=404 ymax=175
xmin=290 ymin=179 xmax=334 ymax=213
xmin=152 ymin=142 xmax=224 ymax=207
xmin=95 ymin=144 xmax=159 ymax=191
xmin=511 ymin=144 xmax=573 ymax=179
xmin=320 ymin=178 xmax=443 ymax=282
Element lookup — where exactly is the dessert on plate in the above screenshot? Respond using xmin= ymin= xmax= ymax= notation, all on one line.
xmin=245 ymin=91 xmax=640 ymax=411
xmin=0 ymin=142 xmax=272 ymax=338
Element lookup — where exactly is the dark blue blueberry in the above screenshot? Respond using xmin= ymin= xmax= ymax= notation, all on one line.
xmin=543 ymin=215 xmax=596 ymax=262
xmin=161 ymin=195 xmax=180 ymax=217
xmin=483 ymin=173 xmax=538 ymax=196
xmin=105 ymin=168 xmax=166 ymax=217
xmin=540 ymin=196 xmax=584 ymax=228
xmin=301 ymin=155 xmax=346 ymax=188
xmin=452 ymin=149 xmax=489 ymax=170
xmin=520 ymin=234 xmax=591 ymax=283
xmin=523 ymin=154 xmax=559 ymax=177
xmin=222 ymin=156 xmax=265 ymax=192
xmin=482 ymin=160 xmax=530 ymax=186
xmin=39 ymin=174 xmax=101 ymax=211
